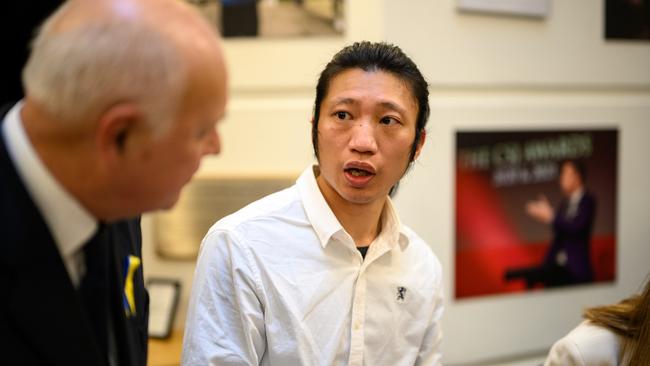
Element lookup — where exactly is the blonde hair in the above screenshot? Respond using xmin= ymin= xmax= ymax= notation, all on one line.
xmin=584 ymin=277 xmax=650 ymax=364
xmin=23 ymin=2 xmax=186 ymax=134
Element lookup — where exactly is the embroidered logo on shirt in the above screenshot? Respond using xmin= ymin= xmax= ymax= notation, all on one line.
xmin=396 ymin=286 xmax=407 ymax=303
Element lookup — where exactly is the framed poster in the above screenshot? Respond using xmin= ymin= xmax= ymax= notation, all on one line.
xmin=190 ymin=0 xmax=344 ymax=38
xmin=455 ymin=129 xmax=618 ymax=299
xmin=605 ymin=0 xmax=650 ymax=41
xmin=457 ymin=0 xmax=550 ymax=18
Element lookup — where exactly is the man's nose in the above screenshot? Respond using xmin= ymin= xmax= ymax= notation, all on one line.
xmin=348 ymin=120 xmax=378 ymax=155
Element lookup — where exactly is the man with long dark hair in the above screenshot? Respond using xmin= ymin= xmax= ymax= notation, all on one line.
xmin=183 ymin=42 xmax=444 ymax=365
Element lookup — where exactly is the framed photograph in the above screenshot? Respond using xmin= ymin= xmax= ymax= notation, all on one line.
xmin=147 ymin=278 xmax=182 ymax=339
xmin=190 ymin=0 xmax=344 ymax=38
xmin=455 ymin=129 xmax=618 ymax=299
xmin=457 ymin=0 xmax=550 ymax=18
xmin=605 ymin=0 xmax=650 ymax=41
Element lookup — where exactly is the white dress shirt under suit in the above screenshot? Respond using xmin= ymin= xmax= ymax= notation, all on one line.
xmin=183 ymin=166 xmax=444 ymax=366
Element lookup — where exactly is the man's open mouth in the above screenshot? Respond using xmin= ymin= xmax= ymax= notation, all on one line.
xmin=345 ymin=168 xmax=373 ymax=177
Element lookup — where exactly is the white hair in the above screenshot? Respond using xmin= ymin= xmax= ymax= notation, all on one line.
xmin=23 ymin=4 xmax=187 ymax=135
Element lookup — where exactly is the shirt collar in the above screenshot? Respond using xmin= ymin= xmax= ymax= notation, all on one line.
xmin=296 ymin=166 xmax=342 ymax=248
xmin=2 ymin=102 xmax=97 ymax=260
xmin=569 ymin=187 xmax=585 ymax=204
xmin=380 ymin=195 xmax=410 ymax=250
xmin=296 ymin=165 xmax=409 ymax=250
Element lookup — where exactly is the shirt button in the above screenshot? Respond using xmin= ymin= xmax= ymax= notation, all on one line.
xmin=354 ymin=322 xmax=361 ymax=330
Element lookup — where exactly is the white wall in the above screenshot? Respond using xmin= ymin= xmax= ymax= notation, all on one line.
xmin=387 ymin=0 xmax=650 ymax=86
xmin=143 ymin=0 xmax=650 ymax=364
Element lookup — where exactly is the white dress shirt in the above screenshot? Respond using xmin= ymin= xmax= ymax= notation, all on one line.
xmin=565 ymin=188 xmax=585 ymax=219
xmin=2 ymin=102 xmax=97 ymax=287
xmin=183 ymin=166 xmax=444 ymax=366
xmin=545 ymin=320 xmax=623 ymax=366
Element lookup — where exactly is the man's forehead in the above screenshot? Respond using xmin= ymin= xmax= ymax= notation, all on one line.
xmin=327 ymin=70 xmax=417 ymax=107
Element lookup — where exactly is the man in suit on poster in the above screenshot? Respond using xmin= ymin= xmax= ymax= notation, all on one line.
xmin=525 ymin=159 xmax=597 ymax=286
xmin=0 ymin=0 xmax=228 ymax=364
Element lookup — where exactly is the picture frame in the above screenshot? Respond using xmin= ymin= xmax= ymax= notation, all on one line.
xmin=605 ymin=0 xmax=650 ymax=41
xmin=457 ymin=0 xmax=550 ymax=18
xmin=454 ymin=129 xmax=618 ymax=300
xmin=147 ymin=278 xmax=182 ymax=339
xmin=190 ymin=0 xmax=345 ymax=39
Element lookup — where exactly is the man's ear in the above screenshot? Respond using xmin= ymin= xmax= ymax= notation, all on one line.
xmin=95 ymin=103 xmax=143 ymax=160
xmin=413 ymin=130 xmax=426 ymax=161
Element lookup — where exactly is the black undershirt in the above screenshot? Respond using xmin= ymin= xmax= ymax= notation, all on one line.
xmin=357 ymin=246 xmax=370 ymax=259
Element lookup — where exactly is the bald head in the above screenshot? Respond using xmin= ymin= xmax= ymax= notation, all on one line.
xmin=19 ymin=0 xmax=228 ymax=219
xmin=48 ymin=0 xmax=220 ymax=50
xmin=23 ymin=0 xmax=226 ymax=133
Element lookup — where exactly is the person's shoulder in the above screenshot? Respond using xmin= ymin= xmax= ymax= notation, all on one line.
xmin=207 ymin=184 xmax=301 ymax=235
xmin=401 ymin=225 xmax=442 ymax=273
xmin=545 ymin=320 xmax=621 ymax=366
xmin=567 ymin=320 xmax=620 ymax=347
xmin=401 ymin=225 xmax=433 ymax=253
xmin=197 ymin=185 xmax=303 ymax=261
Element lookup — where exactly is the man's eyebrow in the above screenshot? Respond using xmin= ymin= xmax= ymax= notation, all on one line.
xmin=331 ymin=97 xmax=358 ymax=106
xmin=379 ymin=101 xmax=407 ymax=115
xmin=331 ymin=98 xmax=407 ymax=112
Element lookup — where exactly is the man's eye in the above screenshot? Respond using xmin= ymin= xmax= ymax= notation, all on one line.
xmin=335 ymin=111 xmax=350 ymax=120
xmin=380 ymin=116 xmax=399 ymax=125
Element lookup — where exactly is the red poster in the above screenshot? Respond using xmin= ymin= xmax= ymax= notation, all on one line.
xmin=455 ymin=129 xmax=618 ymax=299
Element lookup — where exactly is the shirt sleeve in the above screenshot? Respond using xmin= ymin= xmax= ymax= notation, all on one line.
xmin=415 ymin=265 xmax=444 ymax=366
xmin=182 ymin=229 xmax=266 ymax=366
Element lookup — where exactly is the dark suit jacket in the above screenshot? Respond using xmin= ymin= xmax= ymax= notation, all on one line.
xmin=544 ymin=191 xmax=597 ymax=283
xmin=0 ymin=107 xmax=148 ymax=365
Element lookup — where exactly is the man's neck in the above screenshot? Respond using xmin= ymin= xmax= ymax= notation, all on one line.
xmin=564 ymin=185 xmax=584 ymax=200
xmin=569 ymin=186 xmax=585 ymax=201
xmin=337 ymin=201 xmax=384 ymax=247
xmin=21 ymin=101 xmax=108 ymax=219
xmin=316 ymin=175 xmax=385 ymax=247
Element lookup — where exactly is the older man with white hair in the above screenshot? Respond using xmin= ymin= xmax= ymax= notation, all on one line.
xmin=0 ymin=0 xmax=228 ymax=365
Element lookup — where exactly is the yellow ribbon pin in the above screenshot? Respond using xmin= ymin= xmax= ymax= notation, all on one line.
xmin=123 ymin=255 xmax=141 ymax=316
